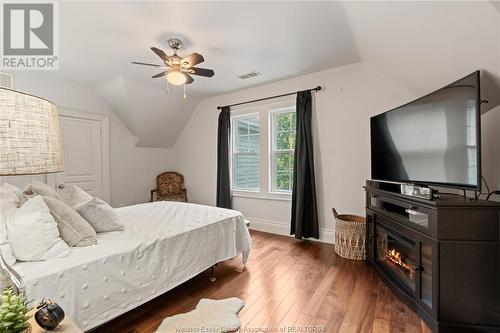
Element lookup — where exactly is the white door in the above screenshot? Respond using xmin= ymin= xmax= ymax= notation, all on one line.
xmin=53 ymin=110 xmax=110 ymax=202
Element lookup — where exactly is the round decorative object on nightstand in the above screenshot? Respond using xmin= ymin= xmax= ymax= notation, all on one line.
xmin=34 ymin=298 xmax=65 ymax=330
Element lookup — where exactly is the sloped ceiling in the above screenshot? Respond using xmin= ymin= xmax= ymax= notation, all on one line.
xmin=50 ymin=1 xmax=499 ymax=147
xmin=343 ymin=1 xmax=500 ymax=111
xmin=55 ymin=1 xmax=358 ymax=147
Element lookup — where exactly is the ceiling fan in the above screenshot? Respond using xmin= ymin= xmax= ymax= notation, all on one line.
xmin=132 ymin=38 xmax=215 ymax=97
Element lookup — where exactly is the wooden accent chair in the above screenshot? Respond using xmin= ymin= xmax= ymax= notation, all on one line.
xmin=150 ymin=172 xmax=188 ymax=202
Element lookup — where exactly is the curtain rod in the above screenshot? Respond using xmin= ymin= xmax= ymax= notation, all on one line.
xmin=216 ymin=86 xmax=321 ymax=110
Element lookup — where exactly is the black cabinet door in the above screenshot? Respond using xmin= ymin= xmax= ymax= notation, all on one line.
xmin=416 ymin=238 xmax=438 ymax=319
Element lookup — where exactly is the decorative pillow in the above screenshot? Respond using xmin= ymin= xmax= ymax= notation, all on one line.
xmin=41 ymin=196 xmax=97 ymax=247
xmin=59 ymin=185 xmax=93 ymax=209
xmin=24 ymin=180 xmax=61 ymax=200
xmin=7 ymin=196 xmax=70 ymax=262
xmin=77 ymin=197 xmax=124 ymax=233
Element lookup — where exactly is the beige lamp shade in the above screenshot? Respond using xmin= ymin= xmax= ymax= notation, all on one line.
xmin=0 ymin=87 xmax=64 ymax=175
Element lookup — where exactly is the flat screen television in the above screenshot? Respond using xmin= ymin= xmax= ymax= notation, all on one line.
xmin=370 ymin=71 xmax=481 ymax=190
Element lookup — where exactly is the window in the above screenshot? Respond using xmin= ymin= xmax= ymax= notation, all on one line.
xmin=230 ymin=101 xmax=295 ymax=199
xmin=270 ymin=109 xmax=296 ymax=192
xmin=232 ymin=114 xmax=260 ymax=191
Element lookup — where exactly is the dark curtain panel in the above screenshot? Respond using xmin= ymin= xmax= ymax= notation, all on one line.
xmin=216 ymin=106 xmax=232 ymax=209
xmin=291 ymin=90 xmax=319 ymax=239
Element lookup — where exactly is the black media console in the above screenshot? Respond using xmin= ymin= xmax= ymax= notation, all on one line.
xmin=365 ymin=180 xmax=500 ymax=332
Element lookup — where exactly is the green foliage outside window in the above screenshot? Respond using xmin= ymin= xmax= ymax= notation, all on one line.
xmin=274 ymin=111 xmax=296 ymax=191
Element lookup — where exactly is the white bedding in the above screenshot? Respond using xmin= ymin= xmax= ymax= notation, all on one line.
xmin=11 ymin=201 xmax=252 ymax=331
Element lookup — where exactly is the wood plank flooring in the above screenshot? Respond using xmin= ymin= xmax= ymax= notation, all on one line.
xmin=94 ymin=230 xmax=432 ymax=333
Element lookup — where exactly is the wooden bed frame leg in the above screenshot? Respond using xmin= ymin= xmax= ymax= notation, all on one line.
xmin=209 ymin=266 xmax=216 ymax=282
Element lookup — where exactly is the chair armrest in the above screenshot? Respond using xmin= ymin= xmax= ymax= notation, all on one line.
xmin=150 ymin=189 xmax=157 ymax=202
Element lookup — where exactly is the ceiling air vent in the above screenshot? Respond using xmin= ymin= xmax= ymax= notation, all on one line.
xmin=0 ymin=72 xmax=14 ymax=89
xmin=238 ymin=71 xmax=260 ymax=80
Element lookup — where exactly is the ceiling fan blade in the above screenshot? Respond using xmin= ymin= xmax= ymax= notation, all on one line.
xmin=152 ymin=71 xmax=167 ymax=78
xmin=184 ymin=73 xmax=194 ymax=84
xmin=151 ymin=47 xmax=169 ymax=61
xmin=188 ymin=67 xmax=214 ymax=77
xmin=132 ymin=61 xmax=164 ymax=68
xmin=180 ymin=53 xmax=204 ymax=68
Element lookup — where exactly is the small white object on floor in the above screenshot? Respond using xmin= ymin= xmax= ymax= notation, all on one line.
xmin=154 ymin=297 xmax=244 ymax=333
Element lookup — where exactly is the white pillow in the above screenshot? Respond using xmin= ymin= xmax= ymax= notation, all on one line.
xmin=7 ymin=196 xmax=70 ymax=261
xmin=59 ymin=185 xmax=93 ymax=209
xmin=76 ymin=197 xmax=124 ymax=233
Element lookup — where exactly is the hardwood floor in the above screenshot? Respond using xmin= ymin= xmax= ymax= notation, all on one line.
xmin=95 ymin=230 xmax=432 ymax=333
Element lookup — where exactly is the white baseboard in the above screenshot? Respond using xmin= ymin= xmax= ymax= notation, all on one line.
xmin=247 ymin=217 xmax=335 ymax=244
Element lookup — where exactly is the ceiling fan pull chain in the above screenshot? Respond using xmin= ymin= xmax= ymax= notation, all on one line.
xmin=166 ymin=79 xmax=170 ymax=94
xmin=183 ymin=84 xmax=187 ymax=99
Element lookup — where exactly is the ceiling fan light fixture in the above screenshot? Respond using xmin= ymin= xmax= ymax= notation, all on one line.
xmin=133 ymin=38 xmax=213 ymax=97
xmin=166 ymin=70 xmax=186 ymax=86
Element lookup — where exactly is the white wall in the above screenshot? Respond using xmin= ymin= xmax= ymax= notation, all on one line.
xmin=172 ymin=63 xmax=414 ymax=242
xmin=481 ymin=105 xmax=500 ymax=201
xmin=3 ymin=73 xmax=173 ymax=207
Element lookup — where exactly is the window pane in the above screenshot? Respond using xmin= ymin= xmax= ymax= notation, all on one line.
xmin=276 ymin=171 xmax=292 ymax=191
xmin=248 ymin=134 xmax=259 ymax=152
xmin=271 ymin=110 xmax=296 ymax=192
xmin=233 ymin=115 xmax=260 ymax=191
xmin=275 ymin=151 xmax=293 ymax=172
xmin=274 ymin=151 xmax=294 ymax=191
xmin=248 ymin=118 xmax=260 ymax=135
xmin=234 ymin=154 xmax=259 ymax=190
xmin=275 ymin=113 xmax=292 ymax=132
xmin=237 ymin=121 xmax=248 ymax=136
xmin=235 ymin=116 xmax=260 ymax=153
xmin=276 ymin=132 xmax=295 ymax=150
xmin=236 ymin=136 xmax=248 ymax=152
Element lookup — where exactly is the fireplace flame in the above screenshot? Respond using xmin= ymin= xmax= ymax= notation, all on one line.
xmin=385 ymin=248 xmax=414 ymax=277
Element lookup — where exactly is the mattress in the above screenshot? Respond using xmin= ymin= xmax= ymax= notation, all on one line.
xmin=11 ymin=201 xmax=252 ymax=331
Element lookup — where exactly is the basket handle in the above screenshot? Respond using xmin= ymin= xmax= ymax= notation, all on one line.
xmin=332 ymin=208 xmax=339 ymax=219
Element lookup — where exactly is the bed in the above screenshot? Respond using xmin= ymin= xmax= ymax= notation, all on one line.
xmin=7 ymin=201 xmax=252 ymax=331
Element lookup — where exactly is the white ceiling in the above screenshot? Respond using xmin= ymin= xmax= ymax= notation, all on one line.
xmin=49 ymin=1 xmax=499 ymax=147
xmin=56 ymin=1 xmax=358 ymax=147
xmin=343 ymin=1 xmax=500 ymax=107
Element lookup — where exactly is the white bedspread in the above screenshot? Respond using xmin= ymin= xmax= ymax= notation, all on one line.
xmin=11 ymin=202 xmax=252 ymax=331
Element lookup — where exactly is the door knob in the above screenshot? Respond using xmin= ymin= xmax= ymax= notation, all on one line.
xmin=58 ymin=184 xmax=65 ymax=189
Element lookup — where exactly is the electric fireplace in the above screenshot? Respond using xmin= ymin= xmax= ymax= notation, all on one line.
xmin=376 ymin=226 xmax=416 ymax=295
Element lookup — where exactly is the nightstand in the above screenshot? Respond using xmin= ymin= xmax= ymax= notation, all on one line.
xmin=28 ymin=309 xmax=83 ymax=333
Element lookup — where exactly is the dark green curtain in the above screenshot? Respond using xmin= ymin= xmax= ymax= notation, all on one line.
xmin=216 ymin=106 xmax=232 ymax=209
xmin=291 ymin=90 xmax=319 ymax=239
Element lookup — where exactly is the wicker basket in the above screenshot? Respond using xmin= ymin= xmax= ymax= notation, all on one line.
xmin=333 ymin=208 xmax=366 ymax=260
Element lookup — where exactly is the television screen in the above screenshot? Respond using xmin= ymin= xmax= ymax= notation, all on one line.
xmin=370 ymin=71 xmax=480 ymax=190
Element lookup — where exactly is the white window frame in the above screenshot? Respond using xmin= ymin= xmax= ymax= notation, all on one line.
xmin=230 ymin=99 xmax=295 ymax=201
xmin=230 ymin=112 xmax=261 ymax=193
xmin=269 ymin=107 xmax=296 ymax=194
